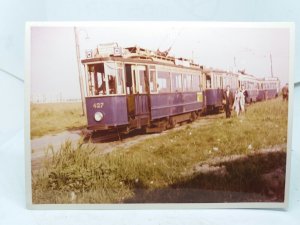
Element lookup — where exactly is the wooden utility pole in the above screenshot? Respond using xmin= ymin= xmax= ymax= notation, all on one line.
xmin=74 ymin=27 xmax=86 ymax=116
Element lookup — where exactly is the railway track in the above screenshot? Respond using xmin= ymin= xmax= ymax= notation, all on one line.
xmin=89 ymin=128 xmax=148 ymax=143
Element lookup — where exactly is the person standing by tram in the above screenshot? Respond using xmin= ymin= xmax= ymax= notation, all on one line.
xmin=282 ymin=83 xmax=289 ymax=101
xmin=233 ymin=89 xmax=241 ymax=116
xmin=240 ymin=85 xmax=248 ymax=113
xmin=223 ymin=85 xmax=234 ymax=118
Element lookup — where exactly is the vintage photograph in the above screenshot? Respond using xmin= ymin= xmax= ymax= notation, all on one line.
xmin=27 ymin=22 xmax=293 ymax=207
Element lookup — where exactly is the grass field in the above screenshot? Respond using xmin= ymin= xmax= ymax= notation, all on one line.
xmin=32 ymin=98 xmax=288 ymax=204
xmin=31 ymin=102 xmax=86 ymax=138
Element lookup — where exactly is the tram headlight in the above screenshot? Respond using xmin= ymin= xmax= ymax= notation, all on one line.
xmin=94 ymin=112 xmax=104 ymax=122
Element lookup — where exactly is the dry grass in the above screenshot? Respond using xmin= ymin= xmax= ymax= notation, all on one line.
xmin=32 ymin=98 xmax=288 ymax=204
xmin=30 ymin=102 xmax=86 ymax=138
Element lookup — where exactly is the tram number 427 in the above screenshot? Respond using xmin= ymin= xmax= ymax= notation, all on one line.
xmin=93 ymin=102 xmax=104 ymax=109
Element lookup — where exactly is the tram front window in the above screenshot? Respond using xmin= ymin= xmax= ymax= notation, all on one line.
xmin=87 ymin=62 xmax=124 ymax=96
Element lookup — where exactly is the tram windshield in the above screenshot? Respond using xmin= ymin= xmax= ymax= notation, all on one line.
xmin=87 ymin=62 xmax=125 ymax=96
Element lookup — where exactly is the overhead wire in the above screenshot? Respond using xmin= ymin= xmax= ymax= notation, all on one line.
xmin=157 ymin=27 xmax=183 ymax=54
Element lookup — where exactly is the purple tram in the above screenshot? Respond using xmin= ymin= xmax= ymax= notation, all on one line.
xmin=81 ymin=45 xmax=204 ymax=137
xmin=201 ymin=68 xmax=280 ymax=109
xmin=238 ymin=72 xmax=280 ymax=102
xmin=202 ymin=68 xmax=239 ymax=113
xmin=260 ymin=77 xmax=280 ymax=100
xmin=238 ymin=72 xmax=261 ymax=103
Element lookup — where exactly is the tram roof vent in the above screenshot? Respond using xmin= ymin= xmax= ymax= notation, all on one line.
xmin=96 ymin=42 xmax=123 ymax=57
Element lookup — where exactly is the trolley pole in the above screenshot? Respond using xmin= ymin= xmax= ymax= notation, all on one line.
xmin=74 ymin=27 xmax=86 ymax=116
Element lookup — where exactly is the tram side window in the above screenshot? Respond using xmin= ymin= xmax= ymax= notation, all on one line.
xmin=230 ymin=77 xmax=235 ymax=89
xmin=183 ymin=74 xmax=192 ymax=91
xmin=138 ymin=70 xmax=146 ymax=93
xmin=172 ymin=73 xmax=182 ymax=92
xmin=192 ymin=75 xmax=200 ymax=91
xmin=217 ymin=76 xmax=220 ymax=88
xmin=117 ymin=68 xmax=125 ymax=94
xmin=157 ymin=71 xmax=171 ymax=93
xmin=214 ymin=74 xmax=218 ymax=88
xmin=225 ymin=76 xmax=229 ymax=88
xmin=104 ymin=62 xmax=118 ymax=94
xmin=219 ymin=76 xmax=223 ymax=89
xmin=87 ymin=65 xmax=94 ymax=96
xmin=150 ymin=70 xmax=157 ymax=93
xmin=206 ymin=75 xmax=211 ymax=88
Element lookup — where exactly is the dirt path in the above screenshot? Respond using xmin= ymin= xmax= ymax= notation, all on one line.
xmin=31 ymin=130 xmax=82 ymax=171
xmin=31 ymin=115 xmax=215 ymax=171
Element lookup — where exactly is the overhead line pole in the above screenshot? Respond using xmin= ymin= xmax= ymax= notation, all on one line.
xmin=74 ymin=27 xmax=86 ymax=116
xmin=270 ymin=53 xmax=274 ymax=78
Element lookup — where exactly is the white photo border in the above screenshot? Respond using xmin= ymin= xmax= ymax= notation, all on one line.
xmin=25 ymin=21 xmax=295 ymax=210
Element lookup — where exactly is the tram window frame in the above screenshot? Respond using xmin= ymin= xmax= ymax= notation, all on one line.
xmin=117 ymin=66 xmax=125 ymax=95
xmin=191 ymin=74 xmax=200 ymax=91
xmin=149 ymin=68 xmax=158 ymax=93
xmin=138 ymin=70 xmax=147 ymax=94
xmin=86 ymin=62 xmax=126 ymax=97
xmin=157 ymin=71 xmax=171 ymax=93
xmin=225 ymin=76 xmax=228 ymax=88
xmin=206 ymin=74 xmax=212 ymax=89
xmin=87 ymin=63 xmax=107 ymax=96
xmin=216 ymin=74 xmax=220 ymax=89
xmin=104 ymin=62 xmax=118 ymax=95
xmin=87 ymin=65 xmax=94 ymax=96
xmin=183 ymin=74 xmax=192 ymax=92
xmin=220 ymin=76 xmax=223 ymax=89
xmin=212 ymin=74 xmax=216 ymax=88
xmin=171 ymin=72 xmax=183 ymax=92
xmin=215 ymin=74 xmax=219 ymax=88
xmin=232 ymin=77 xmax=236 ymax=89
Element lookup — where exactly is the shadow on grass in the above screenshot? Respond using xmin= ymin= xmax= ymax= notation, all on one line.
xmin=124 ymin=150 xmax=286 ymax=203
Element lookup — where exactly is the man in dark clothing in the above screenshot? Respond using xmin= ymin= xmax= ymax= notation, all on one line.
xmin=223 ymin=85 xmax=234 ymax=118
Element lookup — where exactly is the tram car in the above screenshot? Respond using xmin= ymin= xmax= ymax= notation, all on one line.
xmin=237 ymin=72 xmax=280 ymax=102
xmin=81 ymin=43 xmax=204 ymax=138
xmin=260 ymin=77 xmax=280 ymax=100
xmin=237 ymin=71 xmax=261 ymax=103
xmin=202 ymin=68 xmax=238 ymax=112
xmin=202 ymin=68 xmax=280 ymax=108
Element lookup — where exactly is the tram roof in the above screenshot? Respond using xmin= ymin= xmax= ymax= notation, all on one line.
xmin=81 ymin=45 xmax=203 ymax=71
xmin=81 ymin=56 xmax=204 ymax=72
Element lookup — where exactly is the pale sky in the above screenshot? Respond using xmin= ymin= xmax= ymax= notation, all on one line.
xmin=31 ymin=23 xmax=290 ymax=99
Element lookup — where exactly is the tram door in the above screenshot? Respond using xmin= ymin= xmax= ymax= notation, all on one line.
xmin=125 ymin=64 xmax=150 ymax=123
